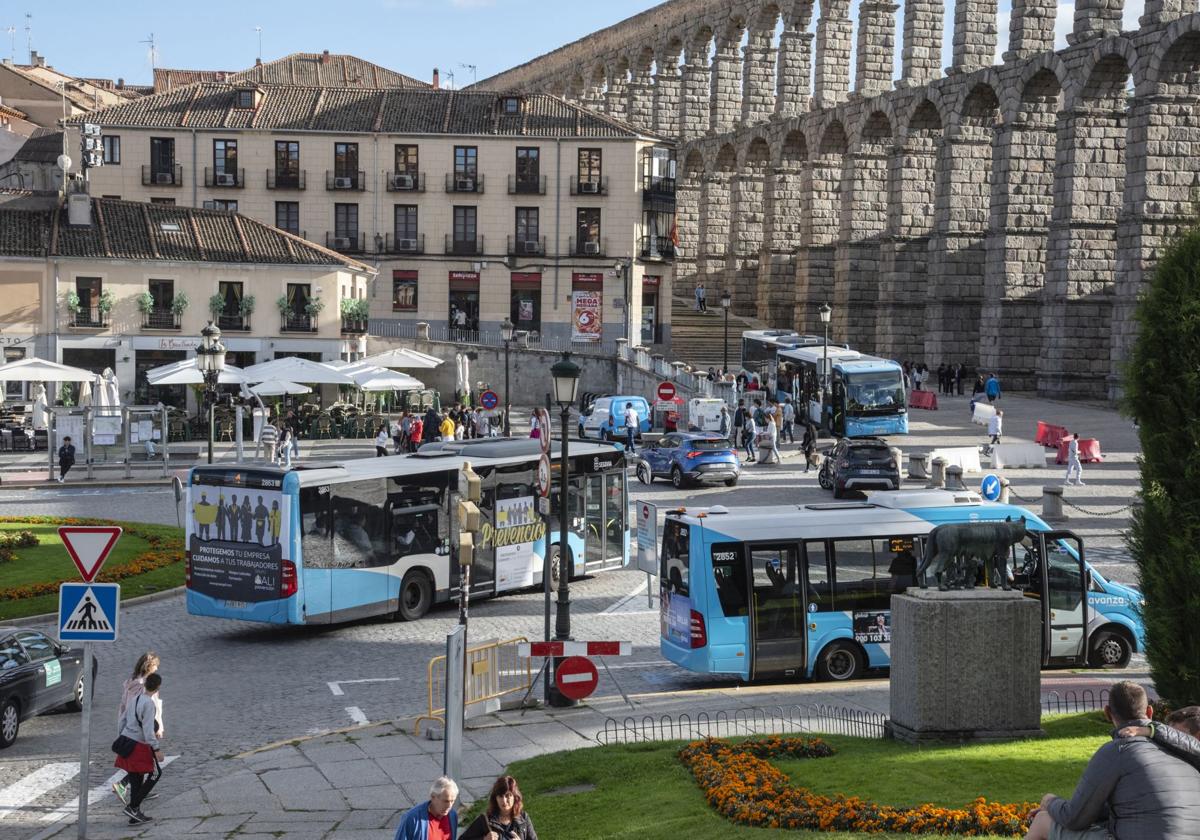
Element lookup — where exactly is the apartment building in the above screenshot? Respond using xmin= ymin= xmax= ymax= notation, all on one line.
xmin=0 ymin=196 xmax=373 ymax=410
xmin=66 ymin=83 xmax=677 ymax=349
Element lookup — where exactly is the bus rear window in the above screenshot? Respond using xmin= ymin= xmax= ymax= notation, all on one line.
xmin=662 ymin=520 xmax=689 ymax=596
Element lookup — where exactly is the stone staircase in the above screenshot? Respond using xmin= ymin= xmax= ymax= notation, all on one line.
xmin=668 ymin=296 xmax=768 ymax=372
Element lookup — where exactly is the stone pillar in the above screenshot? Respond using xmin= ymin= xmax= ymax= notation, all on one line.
xmin=710 ymin=41 xmax=743 ymax=134
xmin=652 ymin=61 xmax=681 ymax=137
xmin=794 ymin=151 xmax=843 ymax=332
xmin=726 ymin=168 xmax=767 ymax=316
xmin=1005 ymin=0 xmax=1057 ymax=60
xmin=1140 ymin=0 xmax=1185 ymax=25
xmin=679 ymin=53 xmax=711 ymax=141
xmin=855 ymin=1 xmax=898 ymax=98
xmin=833 ymin=144 xmax=889 ymax=354
xmin=582 ymin=77 xmax=605 ymax=109
xmin=776 ymin=28 xmax=814 ymax=116
xmin=675 ymin=162 xmax=704 ymax=291
xmin=900 ymin=0 xmax=944 ymax=86
xmin=698 ymin=170 xmax=733 ymax=289
xmin=757 ymin=162 xmax=806 ymax=325
xmin=604 ymin=68 xmax=628 ymax=121
xmin=626 ymin=69 xmax=654 ymax=132
xmin=950 ymin=0 xmax=999 ymax=74
xmin=814 ymin=0 xmax=852 ymax=109
xmin=1068 ymin=0 xmax=1124 ymax=43
xmin=741 ymin=27 xmax=777 ymax=125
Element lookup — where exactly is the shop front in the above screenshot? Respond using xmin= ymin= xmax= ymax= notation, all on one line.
xmin=510 ymin=273 xmax=542 ymax=337
xmin=641 ymin=274 xmax=661 ymax=345
xmin=1 ymin=335 xmax=45 ymax=401
xmin=449 ymin=271 xmax=480 ymax=340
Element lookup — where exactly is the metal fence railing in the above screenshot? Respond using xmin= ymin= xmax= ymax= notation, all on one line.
xmin=415 ymin=636 xmax=532 ymax=736
xmin=596 ymin=703 xmax=889 ymax=745
xmin=1042 ymin=688 xmax=1110 ymax=715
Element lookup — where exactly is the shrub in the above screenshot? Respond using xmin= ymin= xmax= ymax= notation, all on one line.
xmin=65 ymin=290 xmax=81 ymax=314
xmin=97 ymin=290 xmax=116 ymax=314
xmin=208 ymin=293 xmax=226 ymax=317
xmin=304 ymin=297 xmax=324 ymax=317
xmin=239 ymin=294 xmax=255 ymax=316
xmin=170 ymin=291 xmax=190 ymax=315
xmin=276 ymin=295 xmax=290 ymax=315
xmin=136 ymin=291 xmax=155 ymax=314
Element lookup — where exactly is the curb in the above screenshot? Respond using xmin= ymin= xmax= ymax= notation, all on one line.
xmin=0 ymin=477 xmax=174 ymax=489
xmin=233 ymin=716 xmax=422 ymax=758
xmin=0 ymin=585 xmax=184 ymax=627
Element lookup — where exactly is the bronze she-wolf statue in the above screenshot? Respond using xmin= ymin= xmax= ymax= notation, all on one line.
xmin=917 ymin=517 xmax=1027 ymax=591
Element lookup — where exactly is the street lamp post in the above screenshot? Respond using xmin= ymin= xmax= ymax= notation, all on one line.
xmin=721 ymin=290 xmax=732 ymax=373
xmin=501 ymin=317 xmax=514 ymax=436
xmin=197 ymin=321 xmax=226 ymax=465
xmin=547 ymin=352 xmax=580 ymax=708
xmin=819 ymin=303 xmax=832 ymax=427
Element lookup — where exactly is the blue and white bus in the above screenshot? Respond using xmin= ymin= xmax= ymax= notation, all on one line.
xmin=776 ymin=346 xmax=908 ymax=437
xmin=660 ymin=490 xmax=1144 ymax=682
xmin=185 ymin=438 xmax=629 ymax=625
xmin=740 ymin=330 xmax=824 ymax=384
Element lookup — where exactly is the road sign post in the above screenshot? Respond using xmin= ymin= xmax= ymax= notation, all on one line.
xmin=636 ymin=502 xmax=657 ymax=608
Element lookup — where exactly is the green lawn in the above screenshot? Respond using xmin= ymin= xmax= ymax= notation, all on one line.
xmin=477 ymin=714 xmax=1108 ymax=840
xmin=0 ymin=522 xmax=185 ymax=621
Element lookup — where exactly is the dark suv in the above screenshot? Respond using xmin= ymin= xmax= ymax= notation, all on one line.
xmin=825 ymin=437 xmax=899 ymax=498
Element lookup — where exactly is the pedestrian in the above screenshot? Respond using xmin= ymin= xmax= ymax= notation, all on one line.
xmin=392 ymin=415 xmax=405 ymax=454
xmin=259 ymin=419 xmax=279 ymax=464
xmin=423 ymin=406 xmax=440 ymax=443
xmin=782 ymin=397 xmax=796 ymax=444
xmin=985 ymin=372 xmax=1001 ymax=403
xmin=56 ymin=435 xmax=76 ymax=483
xmin=988 ymin=410 xmax=1003 ymax=447
xmin=760 ymin=409 xmax=780 ymax=465
xmin=408 ymin=415 xmax=424 ymax=451
xmin=801 ymin=419 xmax=818 ymax=473
xmin=460 ymin=775 xmax=538 ymax=840
xmin=439 ymin=410 xmax=456 ymax=442
xmin=954 ymin=363 xmax=964 ymax=396
xmin=699 ymin=283 xmax=707 ymax=312
xmin=375 ymin=424 xmax=391 ymax=457
xmin=742 ymin=407 xmax=758 ymax=463
xmin=937 ymin=363 xmax=947 ymax=395
xmin=278 ymin=425 xmax=294 ymax=469
xmin=623 ymin=401 xmax=638 ymax=453
xmin=393 ymin=777 xmax=459 ymax=840
xmin=285 ymin=409 xmax=300 ymax=458
xmin=1064 ymin=432 xmax=1085 ymax=486
xmin=733 ymin=399 xmax=746 ymax=452
xmin=112 ymin=672 xmax=165 ymax=825
xmin=718 ymin=404 xmax=730 ymax=439
xmin=912 ymin=366 xmax=923 ymax=391
xmin=694 ymin=282 xmax=703 ymax=312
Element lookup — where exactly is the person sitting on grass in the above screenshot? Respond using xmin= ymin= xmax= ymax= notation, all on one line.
xmin=1023 ymin=681 xmax=1200 ymax=840
xmin=1117 ymin=705 xmax=1200 ymax=770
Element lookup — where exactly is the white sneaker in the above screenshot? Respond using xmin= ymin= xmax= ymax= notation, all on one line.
xmin=1076 ymin=481 xmax=1085 ymax=486
xmin=57 ymin=476 xmax=64 ymax=483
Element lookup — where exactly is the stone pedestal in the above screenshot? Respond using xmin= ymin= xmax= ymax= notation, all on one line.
xmin=889 ymin=588 xmax=1041 ymax=743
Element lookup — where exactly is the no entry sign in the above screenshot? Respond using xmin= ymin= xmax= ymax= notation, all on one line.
xmin=555 ymin=655 xmax=599 ymax=700
xmin=657 ymin=381 xmax=676 ymax=402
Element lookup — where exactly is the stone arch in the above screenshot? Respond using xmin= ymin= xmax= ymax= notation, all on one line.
xmin=675 ymin=148 xmax=708 ymax=289
xmin=727 ymin=136 xmax=772 ymax=315
xmin=900 ymin=93 xmax=948 ymax=142
xmin=776 ymin=0 xmax=815 ymax=116
xmin=583 ymin=63 xmax=606 ymax=106
xmin=625 ymin=46 xmax=657 ymax=130
xmin=742 ymin=4 xmax=782 ymax=125
xmin=1150 ymin=16 xmax=1200 ymax=83
xmin=1066 ymin=37 xmax=1140 ymax=109
xmin=758 ymin=127 xmax=809 ymax=324
xmin=699 ymin=144 xmax=739 ymax=294
xmin=780 ymin=127 xmax=808 ymax=167
xmin=679 ymin=25 xmax=715 ymax=139
xmin=710 ymin=18 xmax=748 ymax=134
xmin=818 ymin=119 xmax=849 ymax=155
xmin=652 ymin=38 xmax=685 ymax=136
xmin=1000 ymin=53 xmax=1069 ymax=125
xmin=794 ymin=118 xmax=847 ymax=331
xmin=565 ymin=74 xmax=585 ymax=103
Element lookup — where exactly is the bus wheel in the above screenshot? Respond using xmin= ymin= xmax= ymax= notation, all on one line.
xmin=1088 ymin=630 xmax=1132 ymax=669
xmin=397 ymin=571 xmax=433 ymax=621
xmin=547 ymin=545 xmax=568 ymax=592
xmin=816 ymin=641 xmax=863 ymax=682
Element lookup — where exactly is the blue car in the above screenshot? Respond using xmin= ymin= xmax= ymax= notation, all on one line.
xmin=636 ymin=432 xmax=740 ymax=489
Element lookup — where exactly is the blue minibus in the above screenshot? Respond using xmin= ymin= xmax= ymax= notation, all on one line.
xmin=660 ymin=490 xmax=1144 ymax=681
xmin=776 ymin=346 xmax=908 ymax=437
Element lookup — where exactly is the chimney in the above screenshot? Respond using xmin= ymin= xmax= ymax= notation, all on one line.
xmin=321 ymin=49 xmax=331 ymax=65
xmin=31 ymin=50 xmax=45 ymax=68
xmin=255 ymin=57 xmax=262 ymax=66
xmin=117 ymin=77 xmax=124 ymax=88
xmin=432 ymin=67 xmax=439 ymax=89
xmin=67 ymin=193 xmax=92 ymax=227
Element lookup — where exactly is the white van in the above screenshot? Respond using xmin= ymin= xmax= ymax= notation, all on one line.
xmin=687 ymin=398 xmax=726 ymax=433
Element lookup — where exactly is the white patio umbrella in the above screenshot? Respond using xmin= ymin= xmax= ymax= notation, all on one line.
xmin=92 ymin=371 xmax=116 ymax=415
xmin=78 ymin=377 xmax=93 ymax=407
xmin=0 ymin=357 xmax=96 ymax=382
xmin=101 ymin=368 xmax=121 ymax=408
xmin=359 ymin=348 xmax=443 ymax=370
xmin=355 ymin=370 xmax=423 ymax=392
xmin=145 ymin=359 xmax=250 ymax=386
xmin=242 ymin=357 xmax=355 ymax=386
xmin=250 ymin=380 xmax=312 ymax=396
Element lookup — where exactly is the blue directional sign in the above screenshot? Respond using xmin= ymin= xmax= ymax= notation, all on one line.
xmin=980 ymin=473 xmax=1003 ymax=502
xmin=58 ymin=583 xmax=120 ymax=642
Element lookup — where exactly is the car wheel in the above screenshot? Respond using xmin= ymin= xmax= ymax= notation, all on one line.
xmin=671 ymin=466 xmax=686 ymax=489
xmin=724 ymin=477 xmax=738 ymax=487
xmin=600 ymin=430 xmax=610 ymax=442
xmin=65 ymin=672 xmax=85 ymax=712
xmin=1088 ymin=630 xmax=1132 ymax=669
xmin=637 ymin=463 xmax=653 ymax=485
xmin=0 ymin=698 xmax=18 ymax=748
xmin=815 ymin=641 xmax=864 ymax=682
xmin=396 ymin=571 xmax=433 ymax=622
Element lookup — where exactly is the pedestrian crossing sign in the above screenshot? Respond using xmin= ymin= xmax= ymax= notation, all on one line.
xmin=58 ymin=583 xmax=120 ymax=642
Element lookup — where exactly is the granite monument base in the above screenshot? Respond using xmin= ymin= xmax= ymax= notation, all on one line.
xmin=889 ymin=588 xmax=1042 ymax=744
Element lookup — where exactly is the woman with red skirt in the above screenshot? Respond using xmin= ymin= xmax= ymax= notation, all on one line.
xmin=114 ymin=672 xmax=164 ymax=824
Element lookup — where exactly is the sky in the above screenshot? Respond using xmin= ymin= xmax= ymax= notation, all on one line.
xmin=2 ymin=0 xmax=1146 ymax=89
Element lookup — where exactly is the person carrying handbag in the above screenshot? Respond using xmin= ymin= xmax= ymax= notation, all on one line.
xmin=112 ymin=672 xmax=165 ymax=825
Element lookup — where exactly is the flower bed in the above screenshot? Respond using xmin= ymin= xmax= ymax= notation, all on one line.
xmin=678 ymin=735 xmax=1035 ymax=836
xmin=0 ymin=530 xmax=39 ymax=563
xmin=0 ymin=517 xmax=183 ymax=602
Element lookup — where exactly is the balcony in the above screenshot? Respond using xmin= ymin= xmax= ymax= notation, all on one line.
xmin=642 ymin=175 xmax=676 ymax=199
xmin=69 ymin=307 xmax=109 ymax=329
xmin=142 ymin=164 xmax=183 ymax=187
xmin=204 ymin=167 xmax=245 ymax=188
xmin=507 ymin=235 xmax=546 ymax=257
xmin=281 ymin=313 xmax=316 ymax=333
xmin=341 ymin=316 xmax=368 ymax=335
xmin=327 ymin=232 xmax=366 ymax=253
xmin=570 ymin=175 xmax=608 ymax=196
xmin=444 ymin=234 xmax=484 ymax=256
xmin=569 ymin=236 xmax=606 ymax=258
xmin=508 ymin=174 xmax=547 ymax=195
xmin=217 ymin=313 xmax=250 ymax=331
xmin=383 ymin=232 xmax=425 ymax=255
xmin=445 ymin=172 xmax=484 ymax=194
xmin=142 ymin=309 xmax=182 ymax=330
xmin=267 ymin=169 xmax=307 ymax=190
xmin=639 ymin=235 xmax=676 ymax=261
xmin=326 ymin=170 xmax=365 ymax=191
xmin=386 ymin=171 xmax=425 ymax=192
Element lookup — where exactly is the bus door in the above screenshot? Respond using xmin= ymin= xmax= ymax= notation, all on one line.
xmin=1040 ymin=531 xmax=1089 ymax=666
xmin=601 ymin=469 xmax=626 ymax=570
xmin=747 ymin=542 xmax=806 ymax=678
xmin=830 ymin=377 xmax=846 ymax=437
xmin=584 ymin=474 xmax=609 ymax=571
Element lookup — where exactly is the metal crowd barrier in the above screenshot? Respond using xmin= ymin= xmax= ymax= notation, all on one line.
xmin=415 ymin=636 xmax=531 ymax=736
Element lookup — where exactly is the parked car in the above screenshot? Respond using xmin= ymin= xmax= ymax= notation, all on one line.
xmin=578 ymin=395 xmax=652 ymax=441
xmin=1 ymin=628 xmax=94 ymax=748
xmin=820 ymin=437 xmax=899 ymax=499
xmin=636 ymin=432 xmax=740 ymax=488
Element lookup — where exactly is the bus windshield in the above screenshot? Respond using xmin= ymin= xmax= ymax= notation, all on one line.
xmin=845 ymin=372 xmax=905 ymax=415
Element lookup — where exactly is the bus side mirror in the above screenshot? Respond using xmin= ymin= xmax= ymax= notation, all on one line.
xmin=1085 ymin=568 xmax=1093 ymax=591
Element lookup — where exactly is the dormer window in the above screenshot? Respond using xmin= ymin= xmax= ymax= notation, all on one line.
xmin=502 ymin=96 xmax=520 ymax=114
xmin=233 ymin=87 xmax=261 ymax=109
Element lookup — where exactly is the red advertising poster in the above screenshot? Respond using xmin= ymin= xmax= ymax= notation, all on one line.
xmin=572 ymin=290 xmax=602 ymax=342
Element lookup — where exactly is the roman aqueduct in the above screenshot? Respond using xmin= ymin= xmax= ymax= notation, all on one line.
xmin=479 ymin=0 xmax=1200 ymax=397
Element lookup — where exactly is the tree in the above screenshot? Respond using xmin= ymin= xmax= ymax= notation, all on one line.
xmin=1125 ymin=225 xmax=1200 ymax=704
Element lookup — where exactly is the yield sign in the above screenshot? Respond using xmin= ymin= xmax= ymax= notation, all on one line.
xmin=58 ymin=526 xmax=122 ymax=582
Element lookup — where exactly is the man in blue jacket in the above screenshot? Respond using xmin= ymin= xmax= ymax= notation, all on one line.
xmin=394 ymin=777 xmax=458 ymax=840
xmin=985 ymin=373 xmax=1001 ymax=403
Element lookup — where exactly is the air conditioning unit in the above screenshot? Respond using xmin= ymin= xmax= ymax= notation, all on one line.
xmin=580 ymin=180 xmax=600 ymax=194
xmin=154 ymin=172 xmax=172 ymax=185
xmin=398 ymin=238 xmax=417 ymax=251
xmin=333 ymin=237 xmax=352 ymax=249
xmin=393 ymin=174 xmax=414 ymax=190
xmin=456 ymin=178 xmax=475 ymax=192
xmin=523 ymin=241 xmax=540 ymax=253
xmin=334 ymin=176 xmax=353 ymax=189
xmin=215 ymin=173 xmax=235 ymax=186
xmin=583 ymin=241 xmax=600 ymax=255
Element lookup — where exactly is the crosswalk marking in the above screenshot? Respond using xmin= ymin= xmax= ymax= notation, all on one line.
xmin=35 ymin=755 xmax=179 ymax=829
xmin=0 ymin=763 xmax=79 ymax=821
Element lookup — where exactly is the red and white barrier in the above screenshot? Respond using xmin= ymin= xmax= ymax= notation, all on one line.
xmin=517 ymin=641 xmax=632 ymax=658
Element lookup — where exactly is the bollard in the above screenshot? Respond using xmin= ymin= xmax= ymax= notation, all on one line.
xmin=416 ymin=321 xmax=430 ymax=340
xmin=908 ymin=453 xmax=929 ymax=480
xmin=999 ymin=476 xmax=1011 ymax=504
xmin=890 ymin=446 xmax=903 ymax=480
xmin=926 ymin=457 xmax=947 ymax=489
xmin=1042 ymin=485 xmax=1066 ymax=522
xmin=944 ymin=464 xmax=965 ymax=490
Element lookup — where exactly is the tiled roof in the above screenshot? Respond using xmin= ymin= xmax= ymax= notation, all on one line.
xmin=0 ymin=197 xmax=373 ymax=270
xmin=153 ymin=68 xmax=234 ymax=92
xmin=0 ymin=102 xmax=29 ymax=120
xmin=71 ymin=86 xmax=652 ymax=139
xmin=228 ymin=52 xmax=428 ymax=89
xmin=13 ymin=129 xmax=64 ymax=163
xmin=0 ymin=63 xmax=95 ymax=111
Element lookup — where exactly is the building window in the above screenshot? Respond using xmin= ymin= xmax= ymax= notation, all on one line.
xmin=284 ymin=283 xmax=312 ymax=330
xmin=217 ymin=281 xmax=245 ymax=329
xmin=145 ymin=279 xmax=175 ymax=328
xmin=453 ymin=146 xmax=477 ymax=178
xmin=275 ymin=201 xmax=300 ymax=235
xmin=274 ymin=141 xmax=300 ymax=187
xmin=208 ymin=199 xmax=238 ymax=212
xmin=74 ymin=276 xmax=102 ymax=325
xmin=515 ymin=147 xmax=540 ymax=193
xmin=394 ymin=205 xmax=418 ymax=241
xmin=4 ymin=347 xmax=26 ymax=399
xmin=395 ymin=144 xmax=418 ymax=175
xmin=516 ymin=207 xmax=539 ymax=244
xmin=392 ymin=270 xmax=418 ymax=311
xmin=102 ymin=135 xmax=120 ymax=165
xmin=213 ymin=139 xmax=237 ymax=179
xmin=235 ymin=89 xmax=254 ymax=108
xmin=453 ymin=206 xmax=477 ymax=254
xmin=576 ymin=208 xmax=601 ymax=253
xmin=150 ymin=137 xmax=175 ymax=178
xmin=334 ymin=142 xmax=358 ymax=181
xmin=578 ymin=148 xmax=602 ymax=184
xmin=150 ymin=197 xmax=175 ymax=206
xmin=335 ymin=203 xmax=359 ymax=239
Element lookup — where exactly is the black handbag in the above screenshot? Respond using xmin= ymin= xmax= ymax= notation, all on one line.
xmin=112 ymin=698 xmax=146 ymax=756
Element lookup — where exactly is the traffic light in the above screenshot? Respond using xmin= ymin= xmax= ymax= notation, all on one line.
xmin=460 ymin=461 xmax=481 ymax=502
xmin=454 ymin=462 xmax=484 ymax=567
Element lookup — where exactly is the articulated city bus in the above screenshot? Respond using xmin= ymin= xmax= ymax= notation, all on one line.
xmin=776 ymin=346 xmax=908 ymax=437
xmin=660 ymin=491 xmax=1145 ymax=682
xmin=185 ymin=438 xmax=629 ymax=625
xmin=739 ymin=330 xmax=824 ymax=382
